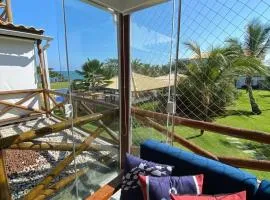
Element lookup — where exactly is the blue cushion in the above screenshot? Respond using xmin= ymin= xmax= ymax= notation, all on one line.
xmin=255 ymin=180 xmax=270 ymax=200
xmin=121 ymin=153 xmax=173 ymax=200
xmin=139 ymin=174 xmax=203 ymax=200
xmin=140 ymin=140 xmax=258 ymax=200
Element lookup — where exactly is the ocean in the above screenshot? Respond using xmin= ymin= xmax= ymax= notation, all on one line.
xmin=57 ymin=71 xmax=83 ymax=80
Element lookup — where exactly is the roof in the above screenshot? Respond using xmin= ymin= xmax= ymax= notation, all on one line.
xmin=155 ymin=73 xmax=187 ymax=85
xmin=0 ymin=21 xmax=44 ymax=35
xmin=105 ymin=73 xmax=170 ymax=92
xmin=84 ymin=0 xmax=169 ymax=14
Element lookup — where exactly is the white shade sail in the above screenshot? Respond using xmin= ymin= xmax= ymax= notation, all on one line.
xmin=84 ymin=0 xmax=169 ymax=14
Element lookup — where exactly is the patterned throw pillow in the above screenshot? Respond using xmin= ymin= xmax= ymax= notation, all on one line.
xmin=120 ymin=153 xmax=174 ymax=200
xmin=171 ymin=191 xmax=246 ymax=200
xmin=139 ymin=174 xmax=204 ymax=200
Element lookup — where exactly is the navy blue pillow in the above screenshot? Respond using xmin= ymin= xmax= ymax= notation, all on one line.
xmin=120 ymin=153 xmax=174 ymax=200
xmin=139 ymin=174 xmax=204 ymax=200
xmin=140 ymin=140 xmax=258 ymax=200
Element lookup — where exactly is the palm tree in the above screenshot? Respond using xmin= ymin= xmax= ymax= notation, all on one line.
xmin=180 ymin=42 xmax=238 ymax=123
xmin=103 ymin=59 xmax=118 ymax=78
xmin=227 ymin=19 xmax=270 ymax=114
xmin=75 ymin=59 xmax=110 ymax=91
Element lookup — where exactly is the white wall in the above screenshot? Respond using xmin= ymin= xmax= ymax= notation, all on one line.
xmin=0 ymin=36 xmax=40 ymax=120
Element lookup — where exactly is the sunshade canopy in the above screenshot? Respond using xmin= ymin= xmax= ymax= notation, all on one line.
xmin=84 ymin=0 xmax=169 ymax=14
xmin=105 ymin=73 xmax=170 ymax=92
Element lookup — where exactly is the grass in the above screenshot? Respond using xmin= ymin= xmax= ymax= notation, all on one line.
xmin=50 ymin=81 xmax=69 ymax=89
xmin=133 ymin=90 xmax=270 ymax=179
xmin=51 ymin=83 xmax=270 ymax=179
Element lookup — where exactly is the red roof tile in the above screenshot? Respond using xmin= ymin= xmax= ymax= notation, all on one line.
xmin=0 ymin=21 xmax=44 ymax=35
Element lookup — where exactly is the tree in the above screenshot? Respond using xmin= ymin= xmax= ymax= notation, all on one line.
xmin=131 ymin=59 xmax=170 ymax=77
xmin=36 ymin=66 xmax=65 ymax=81
xmin=103 ymin=58 xmax=118 ymax=78
xmin=74 ymin=59 xmax=114 ymax=91
xmin=176 ymin=42 xmax=238 ymax=122
xmin=227 ymin=19 xmax=270 ymax=114
xmin=75 ymin=59 xmax=106 ymax=91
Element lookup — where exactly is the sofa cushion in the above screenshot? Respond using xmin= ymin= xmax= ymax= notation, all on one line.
xmin=140 ymin=140 xmax=258 ymax=200
xmin=139 ymin=174 xmax=203 ymax=200
xmin=171 ymin=191 xmax=246 ymax=200
xmin=255 ymin=180 xmax=270 ymax=200
xmin=120 ymin=153 xmax=173 ymax=200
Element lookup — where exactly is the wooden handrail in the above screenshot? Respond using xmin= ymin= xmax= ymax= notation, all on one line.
xmin=218 ymin=157 xmax=270 ymax=171
xmin=46 ymin=89 xmax=118 ymax=109
xmin=8 ymin=141 xmax=118 ymax=153
xmin=0 ymin=110 xmax=117 ymax=149
xmin=0 ymin=89 xmax=43 ymax=95
xmin=132 ymin=107 xmax=270 ymax=144
xmin=0 ymin=92 xmax=40 ymax=117
xmin=80 ymin=102 xmax=119 ymax=142
xmin=0 ymin=100 xmax=45 ymax=114
xmin=85 ymin=172 xmax=123 ymax=200
xmin=133 ymin=108 xmax=270 ymax=172
xmin=134 ymin=114 xmax=218 ymax=160
xmin=0 ymin=113 xmax=42 ymax=127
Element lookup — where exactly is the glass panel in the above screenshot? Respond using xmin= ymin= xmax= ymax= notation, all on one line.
xmin=130 ymin=1 xmax=177 ymax=152
xmin=53 ymin=0 xmax=120 ymax=199
xmin=0 ymin=0 xmax=120 ymax=199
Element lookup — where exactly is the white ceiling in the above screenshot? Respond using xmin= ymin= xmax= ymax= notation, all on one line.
xmin=84 ymin=0 xmax=169 ymax=14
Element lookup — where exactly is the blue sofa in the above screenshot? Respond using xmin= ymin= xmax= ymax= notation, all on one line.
xmin=140 ymin=140 xmax=270 ymax=200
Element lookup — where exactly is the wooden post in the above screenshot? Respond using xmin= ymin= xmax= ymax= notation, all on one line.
xmin=35 ymin=151 xmax=118 ymax=200
xmin=5 ymin=0 xmax=12 ymax=23
xmin=73 ymin=100 xmax=78 ymax=118
xmin=37 ymin=40 xmax=50 ymax=117
xmin=0 ymin=112 xmax=107 ymax=149
xmin=0 ymin=92 xmax=39 ymax=117
xmin=80 ymin=102 xmax=119 ymax=142
xmin=24 ymin=128 xmax=103 ymax=200
xmin=0 ymin=150 xmax=11 ymax=200
xmin=33 ymin=168 xmax=88 ymax=200
xmin=119 ymin=13 xmax=131 ymax=169
xmin=8 ymin=141 xmax=118 ymax=153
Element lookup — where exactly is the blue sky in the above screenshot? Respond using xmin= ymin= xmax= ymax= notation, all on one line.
xmin=11 ymin=0 xmax=270 ymax=71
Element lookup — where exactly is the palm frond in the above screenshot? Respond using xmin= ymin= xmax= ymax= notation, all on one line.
xmin=245 ymin=19 xmax=270 ymax=57
xmin=184 ymin=41 xmax=202 ymax=59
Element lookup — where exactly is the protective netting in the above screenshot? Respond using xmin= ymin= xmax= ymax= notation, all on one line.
xmin=130 ymin=0 xmax=270 ymax=179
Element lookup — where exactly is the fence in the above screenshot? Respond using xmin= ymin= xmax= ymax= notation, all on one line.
xmin=130 ymin=0 xmax=270 ymax=179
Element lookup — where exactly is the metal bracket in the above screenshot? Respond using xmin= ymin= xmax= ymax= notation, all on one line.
xmin=64 ymin=104 xmax=73 ymax=118
xmin=166 ymin=101 xmax=175 ymax=114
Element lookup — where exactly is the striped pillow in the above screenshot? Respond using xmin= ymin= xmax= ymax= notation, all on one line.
xmin=139 ymin=174 xmax=204 ymax=200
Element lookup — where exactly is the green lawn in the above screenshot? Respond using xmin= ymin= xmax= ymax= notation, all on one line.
xmin=53 ymin=86 xmax=270 ymax=179
xmin=133 ymin=90 xmax=270 ymax=179
xmin=50 ymin=81 xmax=69 ymax=89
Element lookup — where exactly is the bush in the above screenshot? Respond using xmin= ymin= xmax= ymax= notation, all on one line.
xmin=175 ymin=80 xmax=238 ymax=121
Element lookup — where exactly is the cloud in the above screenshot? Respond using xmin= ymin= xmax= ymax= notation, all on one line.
xmin=131 ymin=22 xmax=173 ymax=52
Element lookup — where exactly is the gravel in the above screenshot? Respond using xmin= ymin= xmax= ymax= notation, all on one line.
xmin=1 ymin=117 xmax=118 ymax=200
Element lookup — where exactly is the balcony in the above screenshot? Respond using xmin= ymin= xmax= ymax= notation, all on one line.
xmin=0 ymin=0 xmax=270 ymax=200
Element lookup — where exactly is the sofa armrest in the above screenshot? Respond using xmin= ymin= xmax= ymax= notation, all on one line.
xmin=85 ymin=172 xmax=122 ymax=200
xmin=255 ymin=180 xmax=270 ymax=200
